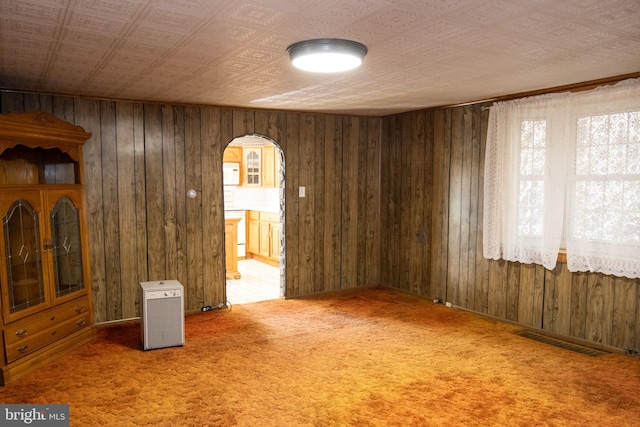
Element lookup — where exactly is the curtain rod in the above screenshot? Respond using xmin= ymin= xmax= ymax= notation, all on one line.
xmin=451 ymin=71 xmax=640 ymax=111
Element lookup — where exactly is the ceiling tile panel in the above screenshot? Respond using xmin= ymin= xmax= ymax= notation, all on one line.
xmin=451 ymin=0 xmax=525 ymax=25
xmin=60 ymin=27 xmax=116 ymax=46
xmin=1 ymin=17 xmax=59 ymax=39
xmin=226 ymin=2 xmax=289 ymax=27
xmin=592 ymin=2 xmax=640 ymax=26
xmin=196 ymin=22 xmax=260 ymax=44
xmin=547 ymin=0 xmax=617 ymax=15
xmin=412 ymin=19 xmax=473 ymax=42
xmin=497 ymin=12 xmax=562 ymax=35
xmin=116 ymin=39 xmax=172 ymax=58
xmin=141 ymin=4 xmax=207 ymax=30
xmin=307 ymin=0 xmax=390 ymax=23
xmin=390 ymin=0 xmax=475 ymax=14
xmin=274 ymin=15 xmax=345 ymax=40
xmin=1 ymin=0 xmax=65 ymax=21
xmin=352 ymin=5 xmax=427 ymax=33
xmin=126 ymin=25 xmax=189 ymax=47
xmin=1 ymin=33 xmax=53 ymax=52
xmin=66 ymin=10 xmax=129 ymax=36
xmin=2 ymin=47 xmax=44 ymax=65
xmin=74 ymin=0 xmax=142 ymax=19
xmin=1 ymin=0 xmax=639 ymax=115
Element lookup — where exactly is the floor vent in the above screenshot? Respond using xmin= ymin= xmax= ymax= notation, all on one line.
xmin=515 ymin=330 xmax=608 ymax=357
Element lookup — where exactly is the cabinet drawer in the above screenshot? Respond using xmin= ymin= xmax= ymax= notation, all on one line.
xmin=260 ymin=212 xmax=279 ymax=223
xmin=248 ymin=210 xmax=260 ymax=220
xmin=5 ymin=296 xmax=90 ymax=345
xmin=5 ymin=311 xmax=92 ymax=363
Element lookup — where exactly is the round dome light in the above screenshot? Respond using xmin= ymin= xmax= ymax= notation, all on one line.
xmin=286 ymin=38 xmax=368 ymax=73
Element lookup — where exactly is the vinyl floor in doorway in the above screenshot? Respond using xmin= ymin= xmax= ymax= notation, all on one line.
xmin=226 ymin=259 xmax=280 ymax=305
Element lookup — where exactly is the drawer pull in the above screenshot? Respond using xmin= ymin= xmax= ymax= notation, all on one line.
xmin=51 ymin=330 xmax=56 ymax=335
xmin=75 ymin=306 xmax=85 ymax=313
xmin=50 ymin=315 xmax=55 ymax=321
xmin=76 ymin=319 xmax=86 ymax=327
xmin=17 ymin=344 xmax=29 ymax=353
xmin=15 ymin=328 xmax=28 ymax=337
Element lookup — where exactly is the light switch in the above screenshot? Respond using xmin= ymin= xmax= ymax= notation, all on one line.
xmin=299 ymin=186 xmax=306 ymax=197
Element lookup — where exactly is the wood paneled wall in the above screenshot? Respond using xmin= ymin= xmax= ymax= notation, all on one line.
xmin=381 ymin=104 xmax=640 ymax=353
xmin=0 ymin=92 xmax=381 ymax=323
xmin=2 ymin=90 xmax=638 ymax=354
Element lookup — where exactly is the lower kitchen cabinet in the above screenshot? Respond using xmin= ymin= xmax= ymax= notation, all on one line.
xmin=248 ymin=211 xmax=260 ymax=255
xmin=224 ymin=218 xmax=241 ymax=279
xmin=246 ymin=211 xmax=280 ymax=266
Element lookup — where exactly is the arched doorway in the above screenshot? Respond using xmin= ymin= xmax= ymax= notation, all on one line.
xmin=222 ymin=134 xmax=285 ymax=304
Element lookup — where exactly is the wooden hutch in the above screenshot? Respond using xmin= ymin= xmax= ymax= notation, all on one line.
xmin=0 ymin=112 xmax=95 ymax=384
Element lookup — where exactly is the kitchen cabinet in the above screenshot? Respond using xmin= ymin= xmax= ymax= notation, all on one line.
xmin=247 ymin=211 xmax=260 ymax=255
xmin=223 ymin=146 xmax=242 ymax=163
xmin=224 ymin=218 xmax=241 ymax=279
xmin=0 ymin=111 xmax=94 ymax=385
xmin=269 ymin=222 xmax=281 ymax=263
xmin=243 ymin=147 xmax=262 ymax=186
xmin=241 ymin=145 xmax=279 ymax=188
xmin=259 ymin=220 xmax=271 ymax=256
xmin=260 ymin=212 xmax=280 ymax=262
xmin=224 ymin=210 xmax=246 ymax=258
xmin=246 ymin=211 xmax=280 ymax=266
xmin=262 ymin=145 xmax=279 ymax=188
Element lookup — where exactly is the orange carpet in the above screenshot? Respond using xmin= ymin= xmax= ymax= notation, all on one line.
xmin=1 ymin=287 xmax=639 ymax=426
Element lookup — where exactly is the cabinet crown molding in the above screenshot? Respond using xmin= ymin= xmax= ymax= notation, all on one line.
xmin=0 ymin=112 xmax=92 ymax=155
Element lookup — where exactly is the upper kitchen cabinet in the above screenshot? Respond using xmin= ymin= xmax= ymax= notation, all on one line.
xmin=243 ymin=147 xmax=262 ymax=187
xmin=242 ymin=145 xmax=279 ymax=188
xmin=262 ymin=145 xmax=279 ymax=188
xmin=223 ymin=146 xmax=242 ymax=163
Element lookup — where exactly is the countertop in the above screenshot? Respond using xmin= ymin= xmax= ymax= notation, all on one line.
xmin=224 ymin=206 xmax=279 ymax=214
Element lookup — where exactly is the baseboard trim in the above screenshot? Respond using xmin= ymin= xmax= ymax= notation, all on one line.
xmin=450 ymin=303 xmax=623 ymax=355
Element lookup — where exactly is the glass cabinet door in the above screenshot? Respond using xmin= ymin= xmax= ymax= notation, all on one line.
xmin=2 ymin=198 xmax=45 ymax=314
xmin=49 ymin=196 xmax=85 ymax=297
xmin=244 ymin=148 xmax=262 ymax=186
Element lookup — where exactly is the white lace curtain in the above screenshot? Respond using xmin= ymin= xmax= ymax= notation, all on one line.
xmin=483 ymin=78 xmax=640 ymax=279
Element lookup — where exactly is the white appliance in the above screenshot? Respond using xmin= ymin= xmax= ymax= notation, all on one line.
xmin=223 ymin=162 xmax=240 ymax=186
xmin=140 ymin=280 xmax=185 ymax=351
xmin=225 ymin=209 xmax=246 ymax=257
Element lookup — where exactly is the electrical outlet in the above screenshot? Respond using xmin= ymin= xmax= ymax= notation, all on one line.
xmin=625 ymin=348 xmax=640 ymax=358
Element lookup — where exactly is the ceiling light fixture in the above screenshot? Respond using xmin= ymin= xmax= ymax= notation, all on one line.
xmin=286 ymin=38 xmax=368 ymax=73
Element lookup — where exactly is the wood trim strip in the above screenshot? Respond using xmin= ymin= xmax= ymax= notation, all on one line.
xmin=442 ymin=71 xmax=640 ymax=109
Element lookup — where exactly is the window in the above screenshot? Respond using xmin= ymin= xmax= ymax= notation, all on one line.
xmin=517 ymin=119 xmax=546 ymax=239
xmin=484 ymin=78 xmax=640 ymax=279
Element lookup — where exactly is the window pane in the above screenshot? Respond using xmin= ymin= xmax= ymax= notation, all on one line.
xmin=572 ymin=110 xmax=640 ymax=246
xmin=517 ymin=180 xmax=544 ymax=236
xmin=518 ymin=119 xmax=546 ymax=237
xmin=628 ymin=143 xmax=639 ymax=173
xmin=520 ymin=148 xmax=532 ymax=175
xmin=577 ymin=112 xmax=640 ymax=175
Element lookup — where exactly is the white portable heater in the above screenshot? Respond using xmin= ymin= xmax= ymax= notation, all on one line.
xmin=140 ymin=280 xmax=185 ymax=351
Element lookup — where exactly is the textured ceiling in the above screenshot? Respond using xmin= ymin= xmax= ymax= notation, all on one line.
xmin=1 ymin=0 xmax=639 ymax=116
